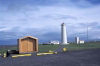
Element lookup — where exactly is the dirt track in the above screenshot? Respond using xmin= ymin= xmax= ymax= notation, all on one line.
xmin=0 ymin=48 xmax=100 ymax=66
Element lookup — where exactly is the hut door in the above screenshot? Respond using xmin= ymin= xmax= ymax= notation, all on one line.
xmin=27 ymin=38 xmax=34 ymax=52
xmin=20 ymin=38 xmax=34 ymax=53
xmin=20 ymin=39 xmax=28 ymax=53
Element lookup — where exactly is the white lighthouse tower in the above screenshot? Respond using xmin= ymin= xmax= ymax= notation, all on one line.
xmin=61 ymin=23 xmax=68 ymax=44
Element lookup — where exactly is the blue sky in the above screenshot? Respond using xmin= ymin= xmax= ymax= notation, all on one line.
xmin=0 ymin=0 xmax=100 ymax=45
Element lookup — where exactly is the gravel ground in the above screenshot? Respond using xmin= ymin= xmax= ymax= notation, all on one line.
xmin=0 ymin=48 xmax=100 ymax=66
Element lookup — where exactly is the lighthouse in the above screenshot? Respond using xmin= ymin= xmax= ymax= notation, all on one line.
xmin=61 ymin=23 xmax=68 ymax=44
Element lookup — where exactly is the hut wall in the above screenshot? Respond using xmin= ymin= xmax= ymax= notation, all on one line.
xmin=18 ymin=37 xmax=38 ymax=53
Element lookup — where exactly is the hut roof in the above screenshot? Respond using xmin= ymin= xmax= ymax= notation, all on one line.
xmin=19 ymin=36 xmax=38 ymax=40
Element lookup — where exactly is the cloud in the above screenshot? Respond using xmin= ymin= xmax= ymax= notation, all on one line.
xmin=42 ymin=14 xmax=77 ymax=20
xmin=1 ymin=0 xmax=99 ymax=11
xmin=87 ymin=0 xmax=100 ymax=5
xmin=0 ymin=0 xmax=100 ymax=44
xmin=0 ymin=27 xmax=12 ymax=31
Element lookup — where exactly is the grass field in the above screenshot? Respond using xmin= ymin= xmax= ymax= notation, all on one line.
xmin=0 ymin=42 xmax=100 ymax=54
xmin=39 ymin=42 xmax=100 ymax=52
xmin=0 ymin=45 xmax=17 ymax=54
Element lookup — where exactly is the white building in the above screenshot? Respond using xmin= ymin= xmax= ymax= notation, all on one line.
xmin=61 ymin=23 xmax=68 ymax=44
xmin=75 ymin=37 xmax=80 ymax=44
xmin=49 ymin=41 xmax=59 ymax=44
xmin=79 ymin=40 xmax=84 ymax=44
xmin=75 ymin=37 xmax=85 ymax=44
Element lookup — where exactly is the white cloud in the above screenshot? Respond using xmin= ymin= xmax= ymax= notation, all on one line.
xmin=0 ymin=27 xmax=12 ymax=31
xmin=0 ymin=0 xmax=100 ymax=43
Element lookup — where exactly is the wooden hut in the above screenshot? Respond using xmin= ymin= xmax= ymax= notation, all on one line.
xmin=18 ymin=36 xmax=38 ymax=53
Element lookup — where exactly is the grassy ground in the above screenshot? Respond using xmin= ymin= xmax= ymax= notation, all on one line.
xmin=63 ymin=42 xmax=100 ymax=51
xmin=0 ymin=46 xmax=17 ymax=54
xmin=38 ymin=44 xmax=60 ymax=52
xmin=39 ymin=42 xmax=100 ymax=52
xmin=0 ymin=42 xmax=100 ymax=54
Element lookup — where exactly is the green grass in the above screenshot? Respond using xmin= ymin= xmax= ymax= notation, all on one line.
xmin=0 ymin=46 xmax=17 ymax=54
xmin=38 ymin=42 xmax=100 ymax=52
xmin=0 ymin=42 xmax=100 ymax=54
xmin=38 ymin=44 xmax=60 ymax=52
xmin=63 ymin=42 xmax=100 ymax=51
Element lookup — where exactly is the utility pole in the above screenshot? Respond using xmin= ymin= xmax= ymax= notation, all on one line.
xmin=87 ymin=23 xmax=89 ymax=42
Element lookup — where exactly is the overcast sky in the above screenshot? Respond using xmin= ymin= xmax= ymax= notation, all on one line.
xmin=0 ymin=0 xmax=100 ymax=44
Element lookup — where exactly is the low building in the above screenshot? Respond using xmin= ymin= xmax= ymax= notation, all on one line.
xmin=75 ymin=37 xmax=80 ymax=44
xmin=75 ymin=37 xmax=85 ymax=44
xmin=49 ymin=41 xmax=59 ymax=44
xmin=79 ymin=40 xmax=85 ymax=44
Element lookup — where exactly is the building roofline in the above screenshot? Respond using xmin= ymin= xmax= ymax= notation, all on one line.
xmin=19 ymin=36 xmax=38 ymax=39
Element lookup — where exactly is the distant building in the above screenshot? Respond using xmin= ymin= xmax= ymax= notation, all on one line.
xmin=49 ymin=41 xmax=59 ymax=44
xmin=75 ymin=37 xmax=80 ymax=44
xmin=75 ymin=37 xmax=84 ymax=44
xmin=79 ymin=40 xmax=84 ymax=44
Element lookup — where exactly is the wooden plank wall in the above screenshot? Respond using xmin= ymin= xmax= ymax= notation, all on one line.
xmin=18 ymin=37 xmax=38 ymax=53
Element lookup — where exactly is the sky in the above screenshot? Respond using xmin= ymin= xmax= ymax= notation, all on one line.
xmin=0 ymin=0 xmax=100 ymax=45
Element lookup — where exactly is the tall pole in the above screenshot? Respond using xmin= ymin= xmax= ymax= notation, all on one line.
xmin=87 ymin=23 xmax=88 ymax=42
